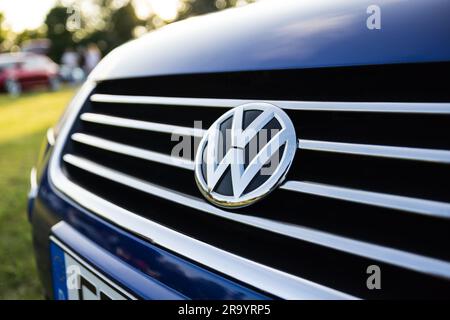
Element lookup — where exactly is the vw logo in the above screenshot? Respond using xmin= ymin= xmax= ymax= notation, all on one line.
xmin=194 ymin=103 xmax=297 ymax=208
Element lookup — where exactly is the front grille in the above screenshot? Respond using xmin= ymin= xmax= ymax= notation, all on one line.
xmin=57 ymin=73 xmax=450 ymax=299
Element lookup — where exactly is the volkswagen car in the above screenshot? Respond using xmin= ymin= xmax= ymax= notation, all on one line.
xmin=28 ymin=0 xmax=450 ymax=300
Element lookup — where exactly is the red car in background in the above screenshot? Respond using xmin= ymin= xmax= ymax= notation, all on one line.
xmin=0 ymin=53 xmax=60 ymax=96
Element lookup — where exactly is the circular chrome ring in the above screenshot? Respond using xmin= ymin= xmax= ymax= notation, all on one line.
xmin=194 ymin=102 xmax=297 ymax=208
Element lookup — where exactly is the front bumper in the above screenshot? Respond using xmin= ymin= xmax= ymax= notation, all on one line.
xmin=28 ymin=168 xmax=269 ymax=300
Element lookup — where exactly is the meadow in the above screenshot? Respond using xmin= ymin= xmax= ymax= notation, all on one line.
xmin=0 ymin=87 xmax=76 ymax=299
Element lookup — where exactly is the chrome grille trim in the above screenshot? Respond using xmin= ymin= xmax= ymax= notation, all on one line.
xmin=46 ymin=128 xmax=56 ymax=146
xmin=50 ymin=84 xmax=358 ymax=299
xmin=71 ymin=133 xmax=195 ymax=170
xmin=62 ymin=154 xmax=450 ymax=280
xmin=81 ymin=113 xmax=206 ymax=138
xmin=298 ymin=139 xmax=450 ymax=164
xmin=52 ymin=181 xmax=354 ymax=296
xmin=71 ymin=127 xmax=450 ymax=219
xmin=50 ymin=85 xmax=450 ymax=298
xmin=90 ymin=94 xmax=450 ymax=114
xmin=82 ymin=111 xmax=450 ymax=165
xmin=54 ymin=175 xmax=355 ymax=300
xmin=281 ymin=181 xmax=450 ymax=219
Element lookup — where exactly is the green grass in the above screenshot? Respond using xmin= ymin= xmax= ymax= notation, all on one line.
xmin=0 ymin=87 xmax=77 ymax=299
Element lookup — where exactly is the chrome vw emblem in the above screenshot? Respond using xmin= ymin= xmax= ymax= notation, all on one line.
xmin=194 ymin=103 xmax=297 ymax=208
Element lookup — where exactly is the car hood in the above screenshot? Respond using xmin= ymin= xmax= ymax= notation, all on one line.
xmin=91 ymin=0 xmax=450 ymax=81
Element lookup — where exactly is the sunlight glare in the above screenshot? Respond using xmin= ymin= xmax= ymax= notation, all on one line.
xmin=134 ymin=0 xmax=180 ymax=21
xmin=0 ymin=0 xmax=56 ymax=32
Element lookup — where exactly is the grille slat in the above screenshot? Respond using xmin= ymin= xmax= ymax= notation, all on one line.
xmin=71 ymin=133 xmax=195 ymax=170
xmin=91 ymin=93 xmax=450 ymax=114
xmin=281 ymin=181 xmax=450 ymax=219
xmin=298 ymin=139 xmax=450 ymax=164
xmin=81 ymin=113 xmax=205 ymax=137
xmin=56 ymin=89 xmax=450 ymax=298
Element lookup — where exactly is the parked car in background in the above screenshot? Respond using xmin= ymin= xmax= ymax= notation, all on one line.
xmin=0 ymin=53 xmax=60 ymax=96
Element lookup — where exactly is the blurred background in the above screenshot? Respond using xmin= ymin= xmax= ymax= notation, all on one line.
xmin=0 ymin=0 xmax=256 ymax=299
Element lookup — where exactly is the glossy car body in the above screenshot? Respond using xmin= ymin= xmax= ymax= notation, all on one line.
xmin=29 ymin=0 xmax=450 ymax=299
xmin=0 ymin=53 xmax=59 ymax=92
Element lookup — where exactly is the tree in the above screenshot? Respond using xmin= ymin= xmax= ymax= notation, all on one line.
xmin=106 ymin=1 xmax=142 ymax=49
xmin=0 ymin=13 xmax=5 ymax=48
xmin=43 ymin=0 xmax=144 ymax=61
xmin=176 ymin=0 xmax=256 ymax=21
xmin=14 ymin=29 xmax=44 ymax=46
xmin=44 ymin=6 xmax=76 ymax=62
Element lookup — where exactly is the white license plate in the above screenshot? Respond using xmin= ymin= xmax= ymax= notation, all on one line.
xmin=50 ymin=238 xmax=135 ymax=300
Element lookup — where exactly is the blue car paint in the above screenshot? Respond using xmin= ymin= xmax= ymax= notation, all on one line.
xmin=32 ymin=168 xmax=269 ymax=299
xmin=50 ymin=223 xmax=187 ymax=300
xmin=91 ymin=0 xmax=450 ymax=81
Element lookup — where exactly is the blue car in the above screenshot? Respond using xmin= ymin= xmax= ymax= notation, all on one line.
xmin=29 ymin=0 xmax=450 ymax=300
